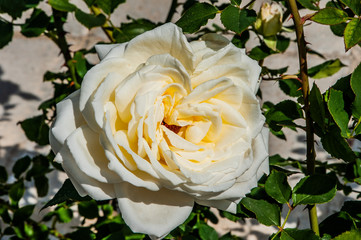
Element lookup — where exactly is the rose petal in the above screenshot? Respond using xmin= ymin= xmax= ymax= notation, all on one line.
xmin=95 ymin=43 xmax=125 ymax=61
xmin=55 ymin=145 xmax=116 ymax=200
xmin=115 ymin=182 xmax=194 ymax=237
xmin=65 ymin=125 xmax=120 ymax=183
xmin=124 ymin=23 xmax=195 ymax=74
xmin=49 ymin=90 xmax=86 ymax=155
xmin=196 ymin=199 xmax=237 ymax=213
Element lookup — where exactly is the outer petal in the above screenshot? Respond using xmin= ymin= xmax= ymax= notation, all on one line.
xmin=95 ymin=43 xmax=125 ymax=61
xmin=124 ymin=23 xmax=195 ymax=73
xmin=55 ymin=145 xmax=116 ymax=200
xmin=115 ymin=183 xmax=194 ymax=238
xmin=49 ymin=90 xmax=85 ymax=154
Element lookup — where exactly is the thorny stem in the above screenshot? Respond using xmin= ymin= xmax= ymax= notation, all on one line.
xmin=90 ymin=6 xmax=115 ymax=42
xmin=166 ymin=0 xmax=178 ymax=22
xmin=52 ymin=8 xmax=72 ymax=64
xmin=286 ymin=0 xmax=319 ymax=236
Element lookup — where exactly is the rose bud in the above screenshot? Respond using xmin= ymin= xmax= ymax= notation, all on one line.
xmin=255 ymin=2 xmax=283 ymax=37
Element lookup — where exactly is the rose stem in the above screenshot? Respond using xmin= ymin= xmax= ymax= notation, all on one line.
xmin=90 ymin=6 xmax=115 ymax=42
xmin=166 ymin=0 xmax=178 ymax=22
xmin=286 ymin=0 xmax=319 ymax=236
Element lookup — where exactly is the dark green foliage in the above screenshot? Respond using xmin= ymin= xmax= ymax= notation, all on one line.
xmin=176 ymin=3 xmax=218 ymax=33
xmin=292 ymin=174 xmax=337 ymax=205
xmin=221 ymin=6 xmax=257 ymax=33
xmin=20 ymin=115 xmax=49 ymax=146
xmin=42 ymin=179 xmax=91 ymax=210
xmin=75 ymin=9 xmax=106 ymax=29
xmin=21 ymin=9 xmax=50 ymax=37
xmin=0 ymin=20 xmax=13 ymax=49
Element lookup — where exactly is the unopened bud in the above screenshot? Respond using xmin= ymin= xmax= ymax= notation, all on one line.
xmin=255 ymin=2 xmax=283 ymax=37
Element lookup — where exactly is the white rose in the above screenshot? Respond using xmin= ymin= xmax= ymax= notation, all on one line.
xmin=49 ymin=23 xmax=269 ymax=238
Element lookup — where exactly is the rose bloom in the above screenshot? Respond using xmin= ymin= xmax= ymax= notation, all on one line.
xmin=49 ymin=23 xmax=268 ymax=238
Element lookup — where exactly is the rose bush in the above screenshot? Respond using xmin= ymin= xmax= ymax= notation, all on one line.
xmin=49 ymin=23 xmax=269 ymax=238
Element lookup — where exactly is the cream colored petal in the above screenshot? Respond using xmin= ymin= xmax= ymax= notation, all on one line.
xmin=65 ymin=125 xmax=120 ymax=183
xmin=237 ymin=128 xmax=269 ymax=183
xmin=49 ymin=90 xmax=86 ymax=155
xmin=239 ymin=83 xmax=265 ymax=138
xmin=192 ymin=42 xmax=261 ymax=93
xmin=56 ymin=145 xmax=116 ymax=200
xmin=185 ymin=120 xmax=212 ymax=144
xmin=102 ymin=144 xmax=161 ymax=191
xmin=196 ymin=199 xmax=237 ymax=213
xmin=95 ymin=43 xmax=125 ymax=61
xmin=80 ymin=58 xmax=133 ymax=131
xmin=162 ymin=126 xmax=202 ymax=151
xmin=91 ymin=72 xmax=122 ymax=129
xmin=115 ymin=182 xmax=194 ymax=238
xmin=180 ymin=77 xmax=233 ymax=105
xmin=124 ymin=23 xmax=195 ymax=74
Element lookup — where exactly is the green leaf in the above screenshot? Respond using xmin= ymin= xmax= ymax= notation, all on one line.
xmin=34 ymin=175 xmax=49 ymax=197
xmin=344 ymin=18 xmax=361 ymax=51
xmin=73 ymin=52 xmax=87 ymax=78
xmin=310 ymin=83 xmax=326 ymax=131
xmin=341 ymin=201 xmax=361 ymax=220
xmin=241 ymin=197 xmax=281 ymax=226
xmin=13 ymin=205 xmax=35 ymax=225
xmin=84 ymin=0 xmax=95 ymax=7
xmin=26 ymin=155 xmax=50 ymax=179
xmin=279 ymin=78 xmax=302 ymax=97
xmin=75 ymin=9 xmax=106 ymax=29
xmin=334 ymin=229 xmax=361 ymax=240
xmin=57 ymin=207 xmax=73 ymax=223
xmin=280 ymin=229 xmax=321 ymax=240
xmin=176 ymin=3 xmax=218 ymax=33
xmin=113 ymin=19 xmax=156 ymax=43
xmin=351 ymin=62 xmax=361 ymax=118
xmin=21 ymin=9 xmax=50 ymax=37
xmin=320 ymin=211 xmax=356 ymax=237
xmin=198 ymin=224 xmax=218 ymax=240
xmin=308 ymin=59 xmax=345 ymax=79
xmin=12 ymin=156 xmax=31 ymax=179
xmin=9 ymin=181 xmax=25 ymax=205
xmin=0 ymin=166 xmax=7 ymax=183
xmin=96 ymin=0 xmax=125 ymax=15
xmin=276 ymin=35 xmax=291 ymax=52
xmin=297 ymin=0 xmax=319 ymax=10
xmin=311 ymin=8 xmax=348 ymax=25
xmin=249 ymin=45 xmax=273 ymax=61
xmin=230 ymin=0 xmax=241 ymax=6
xmin=0 ymin=0 xmax=26 ymax=19
xmin=78 ymin=200 xmax=99 ymax=219
xmin=330 ymin=22 xmax=347 ymax=37
xmin=292 ymin=174 xmax=337 ymax=206
xmin=265 ymin=170 xmax=291 ymax=204
xmin=20 ymin=115 xmax=49 ymax=146
xmin=42 ymin=179 xmax=91 ymax=210
xmin=48 ymin=0 xmax=76 ymax=12
xmin=0 ymin=20 xmax=13 ymax=49
xmin=340 ymin=0 xmax=361 ymax=15
xmin=328 ymin=89 xmax=351 ymax=138
xmin=265 ymin=100 xmax=303 ymax=132
xmin=221 ymin=5 xmax=256 ymax=33
xmin=321 ymin=126 xmax=356 ymax=162
xmin=231 ymin=30 xmax=249 ymax=48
